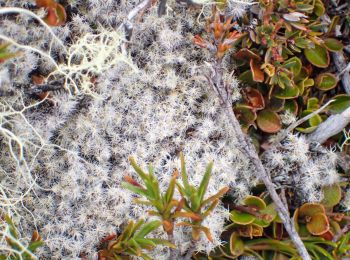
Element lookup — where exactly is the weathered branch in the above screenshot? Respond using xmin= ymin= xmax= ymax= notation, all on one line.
xmin=207 ymin=61 xmax=311 ymax=260
xmin=158 ymin=0 xmax=167 ymax=16
xmin=120 ymin=0 xmax=152 ymax=40
xmin=307 ymin=106 xmax=350 ymax=144
xmin=333 ymin=51 xmax=350 ymax=94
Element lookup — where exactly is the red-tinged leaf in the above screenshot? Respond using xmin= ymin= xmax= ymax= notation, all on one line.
xmin=124 ymin=175 xmax=143 ymax=188
xmin=192 ymin=35 xmax=208 ymax=49
xmin=173 ymin=211 xmax=202 ymax=221
xmin=198 ymin=226 xmax=213 ymax=242
xmin=299 ymin=203 xmax=325 ymax=218
xmin=250 ymin=59 xmax=264 ymax=82
xmin=101 ymin=233 xmax=117 ymax=243
xmin=320 ymin=230 xmax=334 ymax=241
xmin=36 ymin=0 xmax=56 ymax=8
xmin=31 ymin=230 xmax=41 ymax=242
xmin=44 ymin=4 xmax=67 ymax=26
xmin=162 ymin=220 xmax=174 ymax=233
xmin=234 ymin=48 xmax=261 ymax=61
xmin=256 ymin=110 xmax=281 ymax=133
xmin=290 ymin=22 xmax=308 ymax=31
xmin=306 ymin=213 xmax=330 ymax=235
xmin=243 ymin=87 xmax=265 ymax=110
xmin=201 ymin=187 xmax=229 ymax=207
xmin=32 ymin=75 xmax=45 ymax=85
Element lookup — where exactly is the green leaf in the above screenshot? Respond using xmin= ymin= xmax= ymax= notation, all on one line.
xmin=321 ymin=184 xmax=342 ymax=208
xmin=283 ymin=57 xmax=302 ymax=76
xmin=229 ymin=233 xmax=244 ymax=257
xmin=4 ymin=215 xmax=18 ymax=239
xmin=315 ymin=73 xmax=338 ymax=91
xmin=164 ymin=173 xmax=177 ymax=204
xmin=284 ymin=99 xmax=298 ymax=114
xmin=295 ymin=37 xmax=311 ymax=49
xmin=238 ymin=70 xmax=255 ymax=85
xmin=135 ymin=238 xmax=156 ymax=250
xmin=121 ymin=182 xmax=149 ymax=197
xmin=147 ymin=238 xmax=176 ymax=249
xmin=131 ymin=219 xmax=145 ymax=237
xmin=296 ymin=3 xmax=314 ymax=12
xmin=230 ymin=210 xmax=255 ymax=225
xmin=129 ymin=157 xmax=148 ymax=180
xmin=323 ymin=38 xmax=343 ymax=52
xmin=314 ymin=0 xmax=325 ymax=16
xmin=244 ymin=196 xmax=266 ymax=210
xmin=135 ymin=220 xmax=161 ymax=238
xmin=256 ymin=110 xmax=282 ymax=133
xmin=328 ymin=95 xmax=350 ymax=114
xmin=119 ymin=220 xmax=135 ymax=241
xmin=304 ymin=45 xmax=330 ymax=68
xmin=274 ymin=84 xmax=299 ymax=99
xmin=27 ymin=241 xmax=44 ymax=252
xmin=129 ymin=238 xmax=142 ymax=256
xmin=197 ymin=161 xmax=213 ymax=205
xmin=296 ymin=126 xmax=318 ymax=133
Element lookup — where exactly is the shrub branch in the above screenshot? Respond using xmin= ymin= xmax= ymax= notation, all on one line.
xmin=206 ymin=60 xmax=311 ymax=260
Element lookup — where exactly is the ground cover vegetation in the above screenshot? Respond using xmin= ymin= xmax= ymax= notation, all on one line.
xmin=0 ymin=0 xmax=350 ymax=259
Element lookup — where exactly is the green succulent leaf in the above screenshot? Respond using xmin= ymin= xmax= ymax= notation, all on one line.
xmin=315 ymin=73 xmax=338 ymax=91
xmin=283 ymin=57 xmax=302 ymax=76
xmin=314 ymin=0 xmax=325 ymax=16
xmin=328 ymin=95 xmax=350 ymax=114
xmin=238 ymin=70 xmax=255 ymax=85
xmin=321 ymin=184 xmax=342 ymax=208
xmin=230 ymin=210 xmax=255 ymax=225
xmin=274 ymin=85 xmax=299 ymax=99
xmin=229 ymin=233 xmax=245 ymax=257
xmin=244 ymin=196 xmax=266 ymax=210
xmin=304 ymin=45 xmax=330 ymax=68
xmin=323 ymin=38 xmax=343 ymax=52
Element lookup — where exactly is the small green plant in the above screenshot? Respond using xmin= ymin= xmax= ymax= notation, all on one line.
xmin=122 ymin=157 xmax=183 ymax=237
xmin=98 ymin=219 xmax=174 ymax=260
xmin=0 ymin=215 xmax=43 ymax=260
xmin=122 ymin=153 xmax=229 ymax=254
xmin=176 ymin=153 xmax=229 ymax=242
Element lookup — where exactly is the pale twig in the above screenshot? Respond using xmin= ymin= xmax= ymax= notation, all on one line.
xmin=332 ymin=224 xmax=350 ymax=242
xmin=206 ymin=61 xmax=311 ymax=260
xmin=307 ymin=106 xmax=350 ymax=144
xmin=285 ymin=100 xmax=334 ymax=134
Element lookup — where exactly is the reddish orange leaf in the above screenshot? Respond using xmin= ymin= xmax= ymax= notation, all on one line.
xmin=250 ymin=59 xmax=264 ymax=82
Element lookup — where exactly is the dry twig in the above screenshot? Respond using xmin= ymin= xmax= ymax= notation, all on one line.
xmin=307 ymin=106 xmax=350 ymax=144
xmin=206 ymin=61 xmax=311 ymax=260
